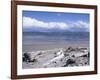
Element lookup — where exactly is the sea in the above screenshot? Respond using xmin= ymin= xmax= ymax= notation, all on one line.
xmin=22 ymin=32 xmax=89 ymax=52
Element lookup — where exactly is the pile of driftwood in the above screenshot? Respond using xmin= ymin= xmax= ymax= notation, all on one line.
xmin=23 ymin=47 xmax=89 ymax=67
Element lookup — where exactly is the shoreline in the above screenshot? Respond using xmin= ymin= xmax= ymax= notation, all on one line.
xmin=22 ymin=46 xmax=90 ymax=69
xmin=23 ymin=41 xmax=89 ymax=52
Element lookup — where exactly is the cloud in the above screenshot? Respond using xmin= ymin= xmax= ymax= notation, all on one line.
xmin=23 ymin=16 xmax=89 ymax=32
xmin=68 ymin=21 xmax=89 ymax=31
xmin=23 ymin=16 xmax=68 ymax=30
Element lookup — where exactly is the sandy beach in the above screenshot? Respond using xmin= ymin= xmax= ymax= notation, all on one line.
xmin=22 ymin=42 xmax=89 ymax=69
xmin=22 ymin=32 xmax=89 ymax=69
xmin=23 ymin=41 xmax=89 ymax=52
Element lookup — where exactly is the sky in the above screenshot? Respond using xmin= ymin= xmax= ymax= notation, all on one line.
xmin=22 ymin=10 xmax=90 ymax=32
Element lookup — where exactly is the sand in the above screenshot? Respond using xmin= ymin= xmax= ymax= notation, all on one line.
xmin=23 ymin=41 xmax=89 ymax=52
xmin=22 ymin=43 xmax=89 ymax=69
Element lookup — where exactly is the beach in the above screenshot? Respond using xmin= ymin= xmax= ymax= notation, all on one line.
xmin=22 ymin=32 xmax=89 ymax=69
xmin=22 ymin=32 xmax=90 ymax=69
xmin=22 ymin=46 xmax=89 ymax=69
xmin=23 ymin=41 xmax=89 ymax=53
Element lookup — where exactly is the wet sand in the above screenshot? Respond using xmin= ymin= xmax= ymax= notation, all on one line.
xmin=23 ymin=41 xmax=89 ymax=52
